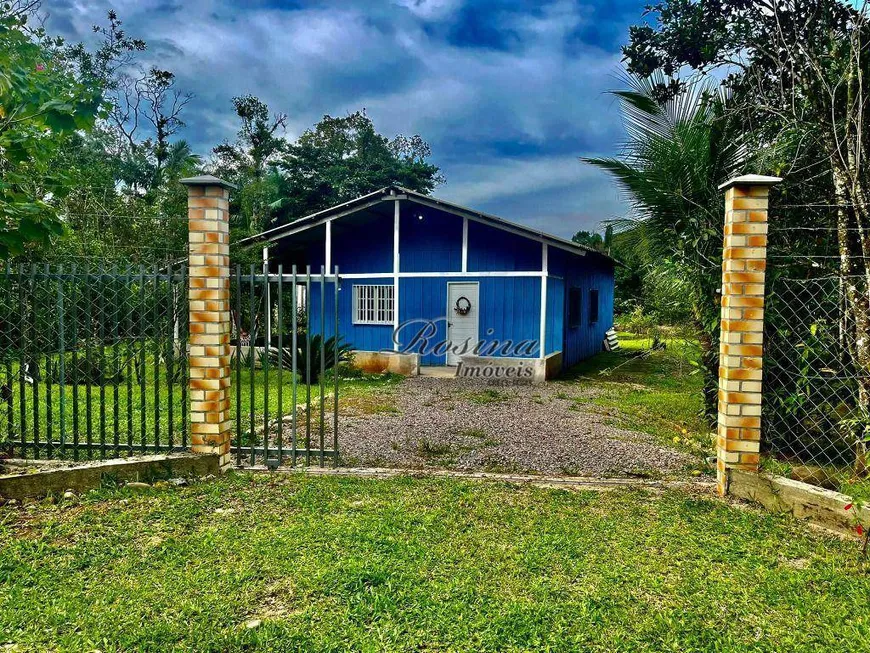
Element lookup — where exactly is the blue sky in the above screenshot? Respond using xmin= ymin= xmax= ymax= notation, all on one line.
xmin=45 ymin=0 xmax=646 ymax=238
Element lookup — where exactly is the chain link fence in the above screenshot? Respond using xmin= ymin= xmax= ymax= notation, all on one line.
xmin=764 ymin=213 xmax=870 ymax=490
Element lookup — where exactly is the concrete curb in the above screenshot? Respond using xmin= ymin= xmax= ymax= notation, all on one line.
xmin=730 ymin=469 xmax=870 ymax=537
xmin=237 ymin=464 xmax=717 ymax=492
xmin=0 ymin=453 xmax=220 ymax=500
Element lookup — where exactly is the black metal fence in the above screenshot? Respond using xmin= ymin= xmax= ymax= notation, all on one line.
xmin=230 ymin=265 xmax=341 ymax=467
xmin=0 ymin=264 xmax=189 ymax=460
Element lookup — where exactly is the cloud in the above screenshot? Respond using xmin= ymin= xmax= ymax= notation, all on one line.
xmin=442 ymin=155 xmax=597 ymax=206
xmin=395 ymin=0 xmax=463 ymax=21
xmin=44 ymin=0 xmax=641 ymax=234
xmin=440 ymin=154 xmax=625 ymax=237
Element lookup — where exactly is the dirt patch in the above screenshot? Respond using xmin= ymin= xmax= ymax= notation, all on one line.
xmin=284 ymin=376 xmax=695 ymax=477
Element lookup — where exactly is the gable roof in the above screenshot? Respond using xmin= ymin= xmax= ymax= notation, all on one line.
xmin=237 ymin=185 xmax=614 ymax=262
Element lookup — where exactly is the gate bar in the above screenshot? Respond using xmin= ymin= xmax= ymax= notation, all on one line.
xmin=319 ymin=265 xmax=325 ymax=466
xmin=277 ymin=264 xmax=284 ymax=465
xmin=291 ymin=266 xmax=298 ymax=466
xmin=305 ymin=266 xmax=311 ymax=465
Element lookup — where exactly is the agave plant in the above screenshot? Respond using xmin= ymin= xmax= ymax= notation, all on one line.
xmin=261 ymin=334 xmax=353 ymax=384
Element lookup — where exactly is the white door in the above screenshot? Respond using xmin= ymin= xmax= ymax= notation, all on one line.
xmin=446 ymin=282 xmax=479 ymax=365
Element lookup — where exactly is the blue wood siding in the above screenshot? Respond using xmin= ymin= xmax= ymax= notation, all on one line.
xmin=278 ymin=197 xmax=615 ymax=371
xmin=467 ymin=220 xmax=541 ymax=272
xmin=400 ymin=207 xmax=462 ymax=272
xmin=331 ymin=214 xmax=393 ymax=274
xmin=549 ymin=247 xmax=614 ymax=368
xmin=398 ymin=276 xmax=541 ymax=365
xmin=309 ymin=277 xmax=394 ymax=352
xmin=397 ymin=277 xmax=447 ymax=366
xmin=545 ymin=276 xmax=564 ymax=356
xmin=302 ymin=225 xmax=326 ymax=272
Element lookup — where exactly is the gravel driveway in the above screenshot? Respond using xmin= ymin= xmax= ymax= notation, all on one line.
xmin=326 ymin=376 xmax=693 ymax=477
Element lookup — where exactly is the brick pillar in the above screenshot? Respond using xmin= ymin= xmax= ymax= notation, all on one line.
xmin=716 ymin=174 xmax=781 ymax=495
xmin=181 ymin=175 xmax=236 ymax=470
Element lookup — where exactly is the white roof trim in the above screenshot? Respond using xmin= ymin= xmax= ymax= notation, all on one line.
xmin=238 ymin=185 xmax=612 ymax=261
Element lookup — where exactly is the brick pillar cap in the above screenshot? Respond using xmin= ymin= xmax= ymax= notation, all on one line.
xmin=718 ymin=174 xmax=782 ymax=192
xmin=180 ymin=175 xmax=237 ymax=191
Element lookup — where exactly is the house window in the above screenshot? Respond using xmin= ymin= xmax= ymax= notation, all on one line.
xmin=589 ymin=289 xmax=600 ymax=324
xmin=353 ymin=284 xmax=394 ymax=325
xmin=568 ymin=287 xmax=582 ymax=328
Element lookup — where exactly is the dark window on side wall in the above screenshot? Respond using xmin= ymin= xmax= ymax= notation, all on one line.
xmin=589 ymin=289 xmax=600 ymax=324
xmin=568 ymin=287 xmax=582 ymax=328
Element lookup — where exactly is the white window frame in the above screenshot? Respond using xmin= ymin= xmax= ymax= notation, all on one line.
xmin=353 ymin=284 xmax=395 ymax=325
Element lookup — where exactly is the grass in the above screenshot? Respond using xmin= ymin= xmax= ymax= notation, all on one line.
xmin=564 ymin=334 xmax=870 ymax=502
xmin=2 ymin=473 xmax=869 ymax=652
xmin=761 ymin=456 xmax=870 ymax=505
xmin=0 ymin=358 xmax=400 ymax=455
xmin=563 ymin=333 xmax=712 ymax=462
xmin=463 ymin=389 xmax=510 ymax=405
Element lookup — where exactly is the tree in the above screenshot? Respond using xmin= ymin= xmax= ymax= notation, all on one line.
xmin=585 ymin=73 xmax=745 ymax=418
xmin=273 ymin=110 xmax=443 ymax=224
xmin=572 ymin=230 xmax=604 ymax=251
xmin=0 ymin=8 xmax=101 ymax=258
xmin=65 ymin=10 xmax=193 ymax=196
xmin=212 ymin=95 xmax=287 ymax=235
xmin=623 ymin=0 xmax=870 ymax=442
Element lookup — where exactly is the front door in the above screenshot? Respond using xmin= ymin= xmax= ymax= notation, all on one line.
xmin=446 ymin=282 xmax=479 ymax=365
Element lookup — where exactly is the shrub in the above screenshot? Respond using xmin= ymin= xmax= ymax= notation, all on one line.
xmin=261 ymin=334 xmax=353 ymax=383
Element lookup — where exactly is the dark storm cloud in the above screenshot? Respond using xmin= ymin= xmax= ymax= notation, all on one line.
xmin=43 ymin=0 xmax=644 ymax=237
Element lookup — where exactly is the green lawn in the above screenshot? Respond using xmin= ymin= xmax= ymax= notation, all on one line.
xmin=2 ymin=473 xmax=868 ymax=652
xmin=563 ymin=333 xmax=713 ymax=461
xmin=1 ymin=357 xmax=399 ymax=456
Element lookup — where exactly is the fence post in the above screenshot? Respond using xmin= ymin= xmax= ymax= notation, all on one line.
xmin=716 ymin=174 xmax=781 ymax=495
xmin=181 ymin=175 xmax=236 ymax=470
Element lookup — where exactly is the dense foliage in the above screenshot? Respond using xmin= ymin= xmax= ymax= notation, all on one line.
xmin=607 ymin=0 xmax=870 ymax=460
xmin=1 ymin=7 xmax=443 ymax=266
xmin=0 ymin=9 xmax=100 ymax=259
xmin=585 ymin=73 xmax=744 ymax=417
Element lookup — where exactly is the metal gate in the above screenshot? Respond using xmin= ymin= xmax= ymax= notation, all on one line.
xmin=230 ymin=265 xmax=341 ymax=467
xmin=0 ymin=264 xmax=189 ymax=460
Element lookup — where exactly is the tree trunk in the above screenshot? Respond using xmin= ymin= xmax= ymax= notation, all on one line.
xmin=832 ymin=165 xmax=870 ymax=476
xmin=699 ymin=329 xmax=719 ymax=424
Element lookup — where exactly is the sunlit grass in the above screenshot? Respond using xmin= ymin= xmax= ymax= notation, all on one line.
xmin=561 ymin=333 xmax=712 ymax=464
xmin=1 ymin=473 xmax=868 ymax=652
xmin=0 ymin=355 xmax=400 ymax=456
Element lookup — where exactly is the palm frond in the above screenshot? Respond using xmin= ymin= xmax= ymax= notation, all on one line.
xmin=584 ymin=71 xmax=747 ymax=267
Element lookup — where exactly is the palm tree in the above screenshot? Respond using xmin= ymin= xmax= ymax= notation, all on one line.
xmin=584 ymin=72 xmax=746 ymax=419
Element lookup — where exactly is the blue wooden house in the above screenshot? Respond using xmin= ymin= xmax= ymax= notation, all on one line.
xmin=243 ymin=186 xmax=615 ymax=379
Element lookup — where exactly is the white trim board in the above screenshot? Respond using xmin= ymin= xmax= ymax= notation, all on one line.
xmin=323 ymin=271 xmax=549 ymax=279
xmin=393 ymin=198 xmax=401 ymax=351
xmin=324 ymin=219 xmax=332 ymax=274
xmin=540 ymin=244 xmax=548 ymax=358
xmin=461 ymin=217 xmax=468 ymax=273
xmin=240 ymin=272 xmax=567 ymax=281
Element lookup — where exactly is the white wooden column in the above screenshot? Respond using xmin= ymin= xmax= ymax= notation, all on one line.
xmin=393 ymin=199 xmax=400 ymax=350
xmin=461 ymin=216 xmax=468 ymax=273
xmin=539 ymin=243 xmax=548 ymax=359
xmin=325 ymin=219 xmax=332 ymax=274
